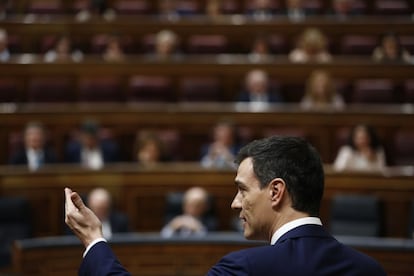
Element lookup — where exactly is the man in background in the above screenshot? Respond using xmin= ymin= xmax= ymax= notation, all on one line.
xmin=9 ymin=121 xmax=57 ymax=171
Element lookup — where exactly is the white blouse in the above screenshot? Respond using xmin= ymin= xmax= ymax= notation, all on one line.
xmin=333 ymin=146 xmax=386 ymax=172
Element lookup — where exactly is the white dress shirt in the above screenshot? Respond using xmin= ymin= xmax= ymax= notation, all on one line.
xmin=270 ymin=217 xmax=322 ymax=245
xmin=26 ymin=149 xmax=44 ymax=171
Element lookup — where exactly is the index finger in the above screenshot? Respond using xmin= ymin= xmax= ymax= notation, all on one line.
xmin=65 ymin=187 xmax=78 ymax=213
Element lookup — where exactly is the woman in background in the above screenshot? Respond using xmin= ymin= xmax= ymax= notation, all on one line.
xmin=300 ymin=69 xmax=345 ymax=110
xmin=334 ymin=124 xmax=386 ymax=172
xmin=289 ymin=27 xmax=332 ymax=63
xmin=372 ymin=32 xmax=411 ymax=63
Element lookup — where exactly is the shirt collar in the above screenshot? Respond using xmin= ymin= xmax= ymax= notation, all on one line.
xmin=270 ymin=217 xmax=322 ymax=245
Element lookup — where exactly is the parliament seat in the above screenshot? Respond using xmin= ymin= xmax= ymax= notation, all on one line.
xmin=26 ymin=0 xmax=63 ymax=14
xmin=404 ymin=79 xmax=414 ymax=103
xmin=373 ymin=0 xmax=410 ymax=15
xmin=77 ymin=76 xmax=123 ymax=102
xmin=0 ymin=78 xmax=19 ymax=103
xmin=0 ymin=197 xmax=32 ymax=268
xmin=351 ymin=79 xmax=395 ymax=104
xmin=330 ymin=194 xmax=383 ymax=237
xmin=112 ymin=0 xmax=151 ymax=15
xmin=127 ymin=75 xmax=173 ymax=102
xmin=27 ymin=77 xmax=73 ymax=102
xmin=340 ymin=35 xmax=377 ymax=55
xmin=179 ymin=77 xmax=222 ymax=102
xmin=186 ymin=34 xmax=229 ymax=54
xmin=391 ymin=130 xmax=414 ymax=166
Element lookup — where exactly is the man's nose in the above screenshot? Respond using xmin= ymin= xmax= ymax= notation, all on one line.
xmin=231 ymin=192 xmax=242 ymax=210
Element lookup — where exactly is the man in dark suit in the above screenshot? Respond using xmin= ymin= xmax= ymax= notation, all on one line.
xmin=65 ymin=136 xmax=386 ymax=275
xmin=238 ymin=69 xmax=283 ymax=105
xmin=9 ymin=121 xmax=57 ymax=171
xmin=64 ymin=120 xmax=119 ymax=170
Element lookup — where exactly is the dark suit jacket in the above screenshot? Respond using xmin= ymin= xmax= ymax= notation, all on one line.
xmin=64 ymin=140 xmax=119 ymax=164
xmin=9 ymin=147 xmax=57 ymax=165
xmin=79 ymin=224 xmax=385 ymax=276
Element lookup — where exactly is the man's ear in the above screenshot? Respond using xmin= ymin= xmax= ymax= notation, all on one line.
xmin=269 ymin=178 xmax=286 ymax=208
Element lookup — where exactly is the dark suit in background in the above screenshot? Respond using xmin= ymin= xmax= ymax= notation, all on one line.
xmin=9 ymin=148 xmax=57 ymax=168
xmin=64 ymin=140 xmax=119 ymax=164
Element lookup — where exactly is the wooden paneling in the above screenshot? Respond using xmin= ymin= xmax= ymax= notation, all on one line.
xmin=1 ymin=164 xmax=413 ymax=238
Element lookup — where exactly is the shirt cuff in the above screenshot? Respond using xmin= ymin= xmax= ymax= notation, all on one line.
xmin=83 ymin=238 xmax=107 ymax=258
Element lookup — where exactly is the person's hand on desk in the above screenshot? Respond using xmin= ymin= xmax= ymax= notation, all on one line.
xmin=65 ymin=187 xmax=103 ymax=248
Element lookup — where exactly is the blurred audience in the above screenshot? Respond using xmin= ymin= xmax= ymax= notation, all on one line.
xmin=158 ymin=0 xmax=180 ymax=21
xmin=289 ymin=28 xmax=332 ymax=63
xmin=102 ymin=35 xmax=125 ymax=62
xmin=9 ymin=122 xmax=57 ymax=171
xmin=0 ymin=28 xmax=10 ymax=62
xmin=247 ymin=0 xmax=276 ymax=21
xmin=201 ymin=120 xmax=240 ymax=169
xmin=75 ymin=0 xmax=115 ymax=21
xmin=248 ymin=34 xmax=271 ymax=62
xmin=154 ymin=29 xmax=179 ymax=59
xmin=86 ymin=187 xmax=129 ymax=239
xmin=238 ymin=69 xmax=283 ymax=105
xmin=328 ymin=0 xmax=358 ymax=19
xmin=205 ymin=0 xmax=222 ymax=18
xmin=284 ymin=0 xmax=307 ymax=21
xmin=64 ymin=120 xmax=119 ymax=170
xmin=372 ymin=32 xmax=411 ymax=63
xmin=300 ymin=69 xmax=345 ymax=110
xmin=334 ymin=124 xmax=386 ymax=172
xmin=44 ymin=35 xmax=83 ymax=63
xmin=0 ymin=0 xmax=10 ymax=20
xmin=134 ymin=130 xmax=169 ymax=166
xmin=161 ymin=187 xmax=212 ymax=238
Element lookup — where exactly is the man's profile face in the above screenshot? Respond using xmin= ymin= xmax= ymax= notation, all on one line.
xmin=231 ymin=158 xmax=274 ymax=241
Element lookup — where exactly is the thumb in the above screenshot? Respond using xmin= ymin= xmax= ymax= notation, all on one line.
xmin=71 ymin=192 xmax=87 ymax=212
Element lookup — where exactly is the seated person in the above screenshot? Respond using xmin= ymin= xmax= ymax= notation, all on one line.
xmin=372 ymin=32 xmax=411 ymax=63
xmin=9 ymin=121 xmax=57 ymax=171
xmin=75 ymin=0 xmax=115 ymax=21
xmin=0 ymin=28 xmax=10 ymax=62
xmin=154 ymin=29 xmax=179 ymax=60
xmin=157 ymin=0 xmax=196 ymax=20
xmin=284 ymin=0 xmax=308 ymax=21
xmin=65 ymin=187 xmax=129 ymax=239
xmin=102 ymin=34 xmax=125 ymax=62
xmin=289 ymin=28 xmax=332 ymax=63
xmin=300 ymin=69 xmax=345 ymax=110
xmin=247 ymin=0 xmax=276 ymax=21
xmin=201 ymin=120 xmax=240 ymax=169
xmin=327 ymin=0 xmax=359 ymax=19
xmin=205 ymin=0 xmax=222 ymax=18
xmin=43 ymin=35 xmax=83 ymax=63
xmin=64 ymin=120 xmax=119 ymax=170
xmin=333 ymin=124 xmax=386 ymax=172
xmin=248 ymin=34 xmax=272 ymax=62
xmin=134 ymin=130 xmax=169 ymax=166
xmin=87 ymin=187 xmax=129 ymax=239
xmin=238 ymin=69 xmax=283 ymax=105
xmin=161 ymin=187 xmax=215 ymax=238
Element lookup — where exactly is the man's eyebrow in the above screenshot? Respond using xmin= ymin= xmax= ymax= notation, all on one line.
xmin=234 ymin=180 xmax=246 ymax=188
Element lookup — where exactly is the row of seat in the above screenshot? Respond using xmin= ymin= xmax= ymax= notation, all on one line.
xmin=6 ymin=32 xmax=414 ymax=55
xmin=1 ymin=76 xmax=413 ymax=104
xmin=8 ymin=0 xmax=414 ymax=15
xmin=6 ymin=123 xmax=414 ymax=165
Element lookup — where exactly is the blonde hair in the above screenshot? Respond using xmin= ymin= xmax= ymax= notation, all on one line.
xmin=298 ymin=28 xmax=328 ymax=53
xmin=305 ymin=69 xmax=336 ymax=102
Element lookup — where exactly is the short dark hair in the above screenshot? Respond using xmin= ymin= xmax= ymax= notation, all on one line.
xmin=236 ymin=136 xmax=324 ymax=216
